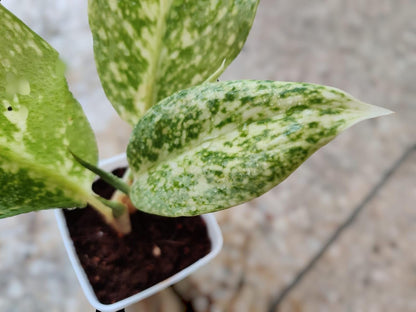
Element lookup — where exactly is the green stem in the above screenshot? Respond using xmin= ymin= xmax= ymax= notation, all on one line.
xmin=203 ymin=58 xmax=226 ymax=83
xmin=86 ymin=193 xmax=131 ymax=235
xmin=86 ymin=194 xmax=115 ymax=223
xmin=95 ymin=195 xmax=127 ymax=218
xmin=70 ymin=150 xmax=130 ymax=194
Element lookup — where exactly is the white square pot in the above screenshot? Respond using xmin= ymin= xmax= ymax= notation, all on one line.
xmin=55 ymin=154 xmax=223 ymax=312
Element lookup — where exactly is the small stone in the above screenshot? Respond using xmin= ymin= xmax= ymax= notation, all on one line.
xmin=152 ymin=245 xmax=162 ymax=257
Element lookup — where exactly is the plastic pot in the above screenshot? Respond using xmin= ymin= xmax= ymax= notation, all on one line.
xmin=55 ymin=154 xmax=223 ymax=312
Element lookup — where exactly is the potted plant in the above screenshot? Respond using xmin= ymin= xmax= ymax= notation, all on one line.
xmin=0 ymin=1 xmax=391 ymax=312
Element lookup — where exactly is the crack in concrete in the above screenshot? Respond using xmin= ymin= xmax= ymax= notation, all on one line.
xmin=268 ymin=143 xmax=416 ymax=312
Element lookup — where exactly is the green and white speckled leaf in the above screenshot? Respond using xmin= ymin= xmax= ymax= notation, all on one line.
xmin=127 ymin=80 xmax=391 ymax=216
xmin=0 ymin=5 xmax=98 ymax=218
xmin=89 ymin=0 xmax=259 ymax=125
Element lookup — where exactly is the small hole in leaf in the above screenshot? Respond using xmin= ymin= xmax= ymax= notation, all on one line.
xmin=7 ymin=106 xmax=12 ymax=111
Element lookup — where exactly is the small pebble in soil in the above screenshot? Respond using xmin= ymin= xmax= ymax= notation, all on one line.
xmin=152 ymin=245 xmax=162 ymax=257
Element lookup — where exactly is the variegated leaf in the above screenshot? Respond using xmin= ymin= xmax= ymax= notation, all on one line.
xmin=89 ymin=0 xmax=259 ymax=125
xmin=127 ymin=80 xmax=391 ymax=216
xmin=0 ymin=5 xmax=98 ymax=218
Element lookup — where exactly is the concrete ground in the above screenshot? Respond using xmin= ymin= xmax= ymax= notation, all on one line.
xmin=0 ymin=0 xmax=415 ymax=311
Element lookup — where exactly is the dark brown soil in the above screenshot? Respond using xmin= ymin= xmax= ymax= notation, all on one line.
xmin=64 ymin=168 xmax=211 ymax=304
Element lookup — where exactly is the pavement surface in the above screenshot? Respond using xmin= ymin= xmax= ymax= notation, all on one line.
xmin=0 ymin=1 xmax=415 ymax=311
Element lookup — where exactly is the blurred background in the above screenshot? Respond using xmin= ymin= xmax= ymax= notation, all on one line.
xmin=0 ymin=0 xmax=415 ymax=311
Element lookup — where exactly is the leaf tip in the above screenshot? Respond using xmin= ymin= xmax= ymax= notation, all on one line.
xmin=361 ymin=102 xmax=394 ymax=120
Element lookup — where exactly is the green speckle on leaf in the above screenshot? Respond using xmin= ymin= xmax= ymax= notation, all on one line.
xmin=0 ymin=5 xmax=98 ymax=218
xmin=89 ymin=0 xmax=259 ymax=125
xmin=127 ymin=80 xmax=391 ymax=216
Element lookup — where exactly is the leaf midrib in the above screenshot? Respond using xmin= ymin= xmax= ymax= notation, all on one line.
xmin=134 ymin=107 xmax=277 ymax=177
xmin=0 ymin=147 xmax=92 ymax=205
xmin=139 ymin=0 xmax=174 ymax=113
xmin=132 ymin=85 xmax=385 ymax=178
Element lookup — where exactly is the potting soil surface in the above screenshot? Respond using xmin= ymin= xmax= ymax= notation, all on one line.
xmin=64 ymin=168 xmax=211 ymax=304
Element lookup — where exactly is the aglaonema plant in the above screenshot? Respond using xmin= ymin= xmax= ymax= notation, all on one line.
xmin=0 ymin=1 xmax=391 ymax=236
